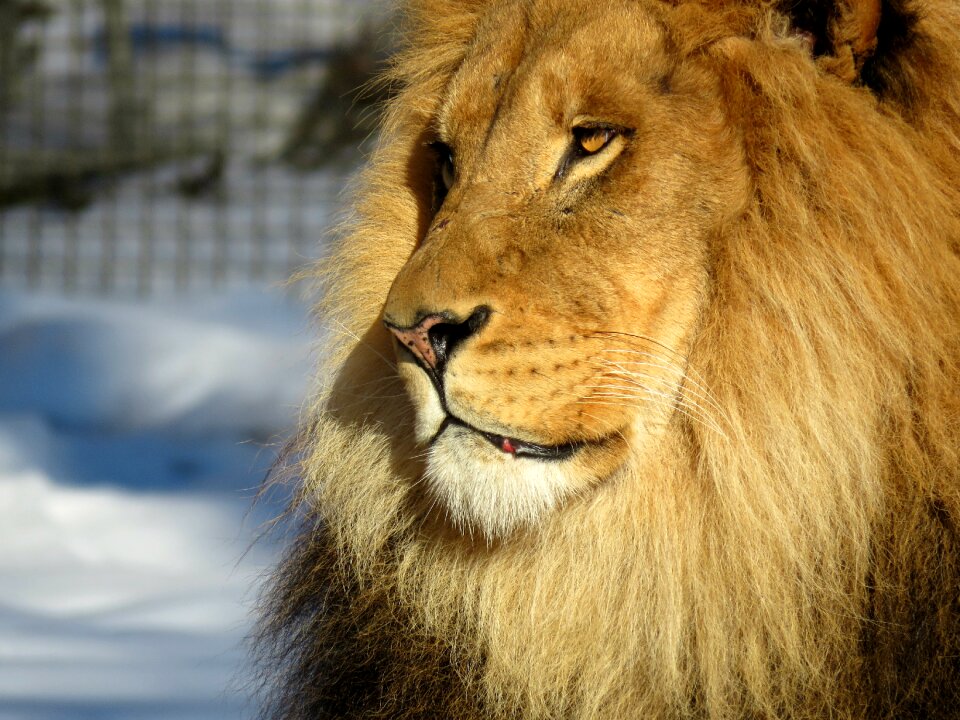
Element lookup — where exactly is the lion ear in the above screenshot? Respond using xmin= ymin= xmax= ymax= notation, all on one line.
xmin=782 ymin=0 xmax=882 ymax=82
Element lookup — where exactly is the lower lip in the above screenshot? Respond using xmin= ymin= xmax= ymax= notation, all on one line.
xmin=474 ymin=427 xmax=583 ymax=461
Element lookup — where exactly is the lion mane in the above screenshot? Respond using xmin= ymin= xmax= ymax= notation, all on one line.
xmin=256 ymin=0 xmax=960 ymax=718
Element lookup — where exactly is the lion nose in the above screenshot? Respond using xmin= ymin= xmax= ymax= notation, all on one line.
xmin=385 ymin=306 xmax=490 ymax=376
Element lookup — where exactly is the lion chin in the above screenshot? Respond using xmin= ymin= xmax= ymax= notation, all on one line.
xmin=425 ymin=426 xmax=575 ymax=538
xmin=256 ymin=0 xmax=960 ymax=718
xmin=404 ymin=353 xmax=569 ymax=537
xmin=398 ymin=351 xmax=634 ymax=537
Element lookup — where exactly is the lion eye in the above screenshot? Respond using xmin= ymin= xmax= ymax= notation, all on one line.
xmin=430 ymin=142 xmax=455 ymax=192
xmin=574 ymin=126 xmax=616 ymax=155
xmin=554 ymin=123 xmax=632 ymax=182
xmin=441 ymin=153 xmax=455 ymax=190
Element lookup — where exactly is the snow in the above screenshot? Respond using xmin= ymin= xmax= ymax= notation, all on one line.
xmin=0 ymin=289 xmax=316 ymax=720
xmin=2 ymin=2 xmax=358 ymax=712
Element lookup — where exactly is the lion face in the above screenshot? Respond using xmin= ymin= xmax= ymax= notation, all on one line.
xmin=382 ymin=0 xmax=746 ymax=536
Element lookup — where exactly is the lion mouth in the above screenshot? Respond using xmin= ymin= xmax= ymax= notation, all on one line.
xmin=435 ymin=415 xmax=585 ymax=461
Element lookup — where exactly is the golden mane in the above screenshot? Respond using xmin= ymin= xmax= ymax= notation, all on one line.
xmin=256 ymin=0 xmax=960 ymax=718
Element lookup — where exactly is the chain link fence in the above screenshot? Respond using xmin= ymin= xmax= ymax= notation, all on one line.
xmin=0 ymin=0 xmax=389 ymax=295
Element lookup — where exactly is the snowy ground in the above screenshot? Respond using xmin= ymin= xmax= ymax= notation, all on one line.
xmin=0 ymin=288 xmax=316 ymax=720
xmin=2 ymin=6 xmax=350 ymax=712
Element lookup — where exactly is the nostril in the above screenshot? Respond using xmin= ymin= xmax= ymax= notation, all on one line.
xmin=386 ymin=306 xmax=491 ymax=376
xmin=428 ymin=305 xmax=491 ymax=368
xmin=466 ymin=305 xmax=491 ymax=334
xmin=386 ymin=315 xmax=444 ymax=371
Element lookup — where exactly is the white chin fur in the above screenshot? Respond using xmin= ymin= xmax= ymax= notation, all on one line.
xmin=425 ymin=424 xmax=573 ymax=539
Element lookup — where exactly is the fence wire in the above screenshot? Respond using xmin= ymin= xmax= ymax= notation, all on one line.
xmin=0 ymin=0 xmax=389 ymax=295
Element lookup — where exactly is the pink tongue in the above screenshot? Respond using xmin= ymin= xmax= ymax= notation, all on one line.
xmin=500 ymin=437 xmax=517 ymax=455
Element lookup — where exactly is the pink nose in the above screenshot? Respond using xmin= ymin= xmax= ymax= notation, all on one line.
xmin=387 ymin=314 xmax=447 ymax=370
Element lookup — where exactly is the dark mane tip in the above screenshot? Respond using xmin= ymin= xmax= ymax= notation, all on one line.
xmin=778 ymin=0 xmax=925 ymax=101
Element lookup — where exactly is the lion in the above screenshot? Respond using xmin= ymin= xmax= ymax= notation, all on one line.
xmin=255 ymin=0 xmax=960 ymax=717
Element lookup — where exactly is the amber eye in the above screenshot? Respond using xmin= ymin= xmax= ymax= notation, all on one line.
xmin=574 ymin=126 xmax=617 ymax=155
xmin=554 ymin=123 xmax=631 ymax=183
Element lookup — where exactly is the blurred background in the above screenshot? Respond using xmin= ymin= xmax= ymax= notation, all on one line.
xmin=0 ymin=1 xmax=389 ymax=718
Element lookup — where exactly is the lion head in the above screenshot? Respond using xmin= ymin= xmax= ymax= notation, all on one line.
xmin=258 ymin=0 xmax=960 ymax=718
xmin=380 ymin=3 xmax=744 ymax=537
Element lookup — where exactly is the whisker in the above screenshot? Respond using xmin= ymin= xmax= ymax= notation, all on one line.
xmin=322 ymin=318 xmax=399 ymax=372
xmin=408 ymin=448 xmax=434 ymax=463
xmin=587 ymin=331 xmax=714 ymax=397
xmin=332 ymin=389 xmax=410 ymax=400
xmin=591 ymin=362 xmax=729 ymax=422
xmin=529 ymin=367 xmax=573 ymax=389
xmin=575 ymin=408 xmax=629 ymax=445
xmin=588 ymin=342 xmax=729 ymax=425
xmin=342 ymin=373 xmax=406 ymax=392
xmin=597 ymin=345 xmax=710 ymax=391
xmin=588 ymin=330 xmax=691 ymax=365
xmin=610 ymin=380 xmax=722 ymax=428
xmin=327 ymin=392 xmax=416 ymax=416
xmin=595 ymin=350 xmax=711 ymax=398
xmin=585 ymin=388 xmax=700 ymax=415
xmin=577 ymin=396 xmax=726 ymax=438
xmin=580 ymin=380 xmax=726 ymax=437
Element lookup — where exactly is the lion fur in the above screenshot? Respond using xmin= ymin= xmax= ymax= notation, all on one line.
xmin=256 ymin=1 xmax=960 ymax=718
